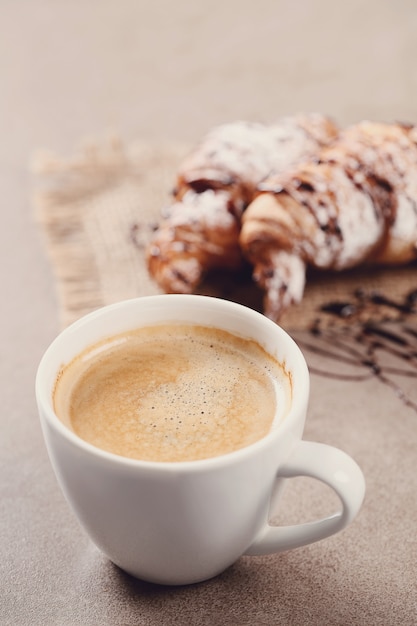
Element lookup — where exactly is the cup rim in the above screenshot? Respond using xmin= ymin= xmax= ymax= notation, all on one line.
xmin=36 ymin=294 xmax=310 ymax=472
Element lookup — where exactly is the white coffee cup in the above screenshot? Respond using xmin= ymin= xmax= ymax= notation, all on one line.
xmin=36 ymin=295 xmax=365 ymax=585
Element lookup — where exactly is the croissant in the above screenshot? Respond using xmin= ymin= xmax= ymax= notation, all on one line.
xmin=240 ymin=121 xmax=417 ymax=321
xmin=147 ymin=114 xmax=338 ymax=293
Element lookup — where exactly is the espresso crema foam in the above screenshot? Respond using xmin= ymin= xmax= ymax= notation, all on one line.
xmin=53 ymin=324 xmax=291 ymax=462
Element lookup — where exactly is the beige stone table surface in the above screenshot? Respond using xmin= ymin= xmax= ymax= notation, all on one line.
xmin=1 ymin=2 xmax=417 ymax=625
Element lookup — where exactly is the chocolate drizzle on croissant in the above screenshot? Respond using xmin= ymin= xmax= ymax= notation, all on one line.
xmin=240 ymin=121 xmax=417 ymax=320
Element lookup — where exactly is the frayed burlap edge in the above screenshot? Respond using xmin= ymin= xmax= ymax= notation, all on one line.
xmin=33 ymin=136 xmax=189 ymax=327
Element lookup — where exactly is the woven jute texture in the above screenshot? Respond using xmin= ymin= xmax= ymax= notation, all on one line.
xmin=33 ymin=136 xmax=417 ymax=330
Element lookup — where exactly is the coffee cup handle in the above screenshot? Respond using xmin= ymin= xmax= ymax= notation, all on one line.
xmin=245 ymin=441 xmax=365 ymax=556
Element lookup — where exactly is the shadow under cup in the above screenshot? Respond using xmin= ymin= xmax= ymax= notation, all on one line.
xmin=36 ymin=295 xmax=365 ymax=585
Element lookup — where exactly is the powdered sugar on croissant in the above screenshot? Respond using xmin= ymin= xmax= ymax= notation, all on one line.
xmin=147 ymin=114 xmax=338 ymax=293
xmin=147 ymin=189 xmax=242 ymax=293
xmin=240 ymin=121 xmax=417 ymax=320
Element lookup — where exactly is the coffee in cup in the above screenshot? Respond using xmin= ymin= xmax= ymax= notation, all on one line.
xmin=53 ymin=323 xmax=291 ymax=462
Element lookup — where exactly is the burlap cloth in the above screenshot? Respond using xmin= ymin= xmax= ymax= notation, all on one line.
xmin=34 ymin=138 xmax=417 ymax=625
